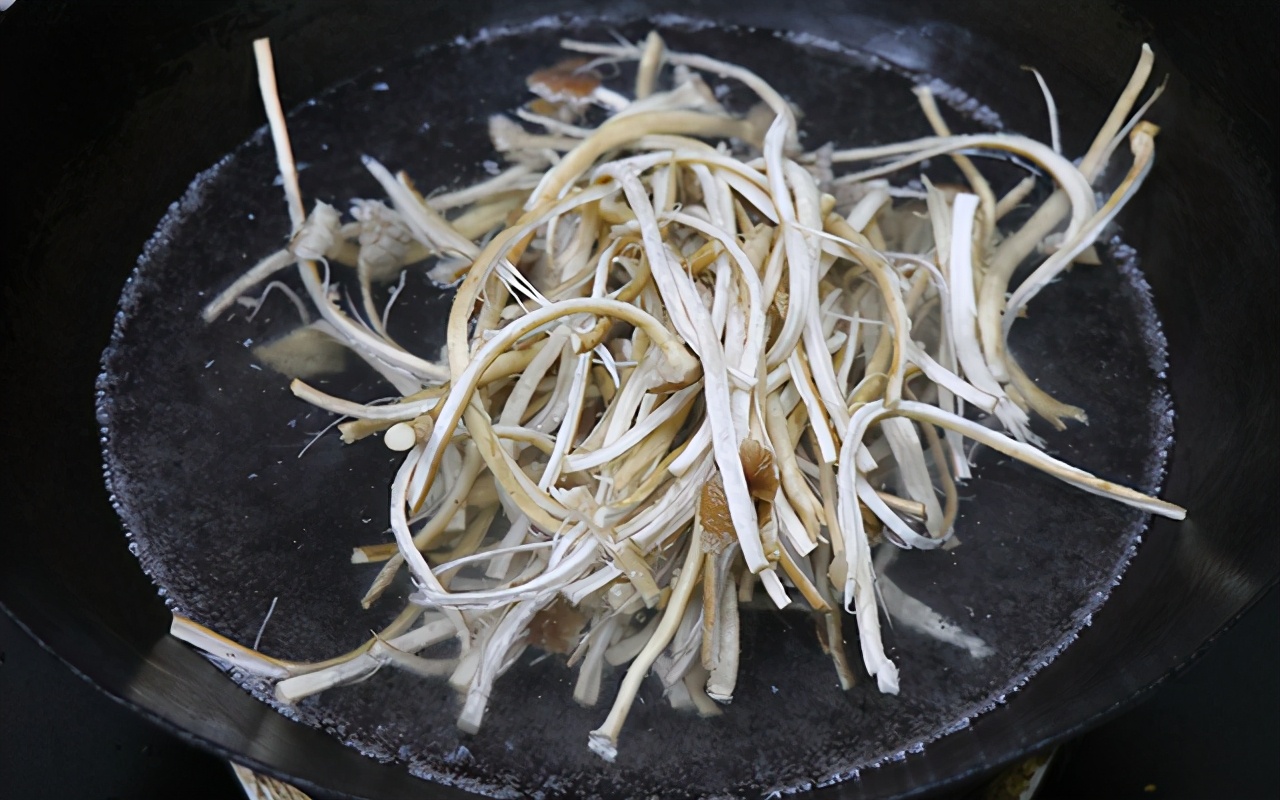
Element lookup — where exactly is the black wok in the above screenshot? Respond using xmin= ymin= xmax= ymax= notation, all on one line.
xmin=1 ymin=1 xmax=1276 ymax=798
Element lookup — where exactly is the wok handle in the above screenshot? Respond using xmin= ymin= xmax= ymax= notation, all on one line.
xmin=231 ymin=762 xmax=314 ymax=800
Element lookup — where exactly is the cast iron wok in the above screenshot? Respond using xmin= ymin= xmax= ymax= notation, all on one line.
xmin=1 ymin=1 xmax=1275 ymax=798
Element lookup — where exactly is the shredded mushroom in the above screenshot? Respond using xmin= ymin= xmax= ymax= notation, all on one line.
xmin=179 ymin=33 xmax=1185 ymax=761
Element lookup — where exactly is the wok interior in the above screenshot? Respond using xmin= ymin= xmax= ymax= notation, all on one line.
xmin=101 ymin=18 xmax=1170 ymax=799
xmin=2 ymin=2 xmax=1274 ymax=799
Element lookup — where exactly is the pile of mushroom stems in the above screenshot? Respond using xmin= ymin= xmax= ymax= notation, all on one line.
xmin=174 ymin=32 xmax=1184 ymax=762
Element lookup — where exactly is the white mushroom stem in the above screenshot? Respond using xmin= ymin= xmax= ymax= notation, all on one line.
xmin=588 ymin=535 xmax=704 ymax=762
xmin=274 ymin=617 xmax=457 ymax=704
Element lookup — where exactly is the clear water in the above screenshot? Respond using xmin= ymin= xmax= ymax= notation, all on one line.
xmin=98 ymin=16 xmax=1173 ymax=799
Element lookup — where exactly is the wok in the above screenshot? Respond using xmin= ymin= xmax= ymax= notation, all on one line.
xmin=1 ymin=1 xmax=1275 ymax=798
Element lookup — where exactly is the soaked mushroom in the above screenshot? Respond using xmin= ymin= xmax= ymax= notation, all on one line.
xmin=173 ymin=32 xmax=1185 ymax=763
